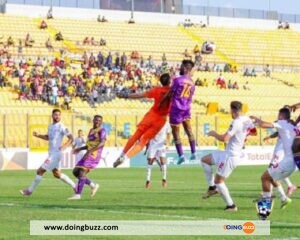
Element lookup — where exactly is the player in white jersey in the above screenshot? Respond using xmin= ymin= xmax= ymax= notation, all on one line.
xmin=72 ymin=129 xmax=86 ymax=163
xmin=251 ymin=108 xmax=296 ymax=219
xmin=145 ymin=122 xmax=171 ymax=189
xmin=201 ymin=101 xmax=256 ymax=211
xmin=20 ymin=109 xmax=76 ymax=196
xmin=263 ymin=132 xmax=297 ymax=196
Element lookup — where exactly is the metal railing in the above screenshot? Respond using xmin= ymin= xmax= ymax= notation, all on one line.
xmin=0 ymin=113 xmax=277 ymax=149
xmin=7 ymin=0 xmax=300 ymax=23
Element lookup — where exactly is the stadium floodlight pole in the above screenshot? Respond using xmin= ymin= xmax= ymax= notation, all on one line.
xmin=268 ymin=0 xmax=271 ymax=12
xmin=131 ymin=0 xmax=134 ymax=19
xmin=207 ymin=0 xmax=210 ymax=26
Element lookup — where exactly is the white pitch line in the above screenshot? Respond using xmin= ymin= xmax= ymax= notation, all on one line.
xmin=0 ymin=202 xmax=198 ymax=219
xmin=1 ymin=203 xmax=300 ymax=226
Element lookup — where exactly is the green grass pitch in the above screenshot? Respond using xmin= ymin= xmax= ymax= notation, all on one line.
xmin=0 ymin=166 xmax=300 ymax=240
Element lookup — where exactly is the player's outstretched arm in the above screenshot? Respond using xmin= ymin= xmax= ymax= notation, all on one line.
xmin=287 ymin=102 xmax=300 ymax=112
xmin=263 ymin=132 xmax=278 ymax=142
xmin=60 ymin=134 xmax=74 ymax=151
xmin=118 ymin=92 xmax=146 ymax=99
xmin=250 ymin=116 xmax=274 ymax=129
xmin=33 ymin=131 xmax=49 ymax=141
xmin=207 ymin=130 xmax=231 ymax=143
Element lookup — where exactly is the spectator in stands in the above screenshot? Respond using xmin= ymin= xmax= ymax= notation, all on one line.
xmin=89 ymin=53 xmax=96 ymax=67
xmin=47 ymin=7 xmax=53 ymax=19
xmin=251 ymin=68 xmax=257 ymax=77
xmin=101 ymin=16 xmax=108 ymax=22
xmin=204 ymin=63 xmax=210 ymax=72
xmin=97 ymin=51 xmax=104 ymax=68
xmin=99 ymin=38 xmax=106 ymax=46
xmin=55 ymin=32 xmax=63 ymax=41
xmin=227 ymin=80 xmax=233 ymax=89
xmin=284 ymin=21 xmax=290 ymax=29
xmin=105 ymin=52 xmax=113 ymax=69
xmin=45 ymin=38 xmax=54 ymax=51
xmin=51 ymin=84 xmax=58 ymax=105
xmin=40 ymin=20 xmax=47 ymax=29
xmin=278 ymin=21 xmax=284 ymax=29
xmin=162 ymin=53 xmax=167 ymax=65
xmin=140 ymin=56 xmax=144 ymax=68
xmin=131 ymin=51 xmax=140 ymax=60
xmin=25 ymin=33 xmax=34 ymax=47
xmin=199 ymin=21 xmax=206 ymax=28
xmin=146 ymin=55 xmax=154 ymax=68
xmin=183 ymin=49 xmax=192 ymax=59
xmin=232 ymin=81 xmax=239 ymax=90
xmin=202 ymin=78 xmax=208 ymax=87
xmin=17 ymin=40 xmax=23 ymax=57
xmin=265 ymin=64 xmax=271 ymax=77
xmin=243 ymin=81 xmax=250 ymax=90
xmin=121 ymin=52 xmax=127 ymax=70
xmin=243 ymin=68 xmax=250 ymax=77
xmin=216 ymin=73 xmax=226 ymax=89
xmin=7 ymin=36 xmax=14 ymax=46
xmin=194 ymin=52 xmax=202 ymax=66
xmin=91 ymin=37 xmax=97 ymax=46
xmin=97 ymin=14 xmax=101 ymax=22
xmin=63 ymin=94 xmax=71 ymax=110
xmin=193 ymin=44 xmax=200 ymax=54
xmin=115 ymin=52 xmax=120 ymax=69
xmin=224 ymin=63 xmax=231 ymax=73
xmin=195 ymin=78 xmax=201 ymax=86
xmin=83 ymin=37 xmax=90 ymax=45
xmin=231 ymin=65 xmax=238 ymax=73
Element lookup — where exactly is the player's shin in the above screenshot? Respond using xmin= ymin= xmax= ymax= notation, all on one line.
xmin=60 ymin=173 xmax=76 ymax=188
xmin=28 ymin=175 xmax=43 ymax=192
xmin=216 ymin=182 xmax=234 ymax=206
xmin=201 ymin=162 xmax=215 ymax=187
xmin=162 ymin=164 xmax=167 ymax=181
xmin=146 ymin=164 xmax=152 ymax=182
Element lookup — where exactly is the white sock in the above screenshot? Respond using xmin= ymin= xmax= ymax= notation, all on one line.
xmin=146 ymin=164 xmax=152 ymax=181
xmin=276 ymin=185 xmax=287 ymax=201
xmin=263 ymin=191 xmax=272 ymax=198
xmin=216 ymin=182 xmax=234 ymax=206
xmin=201 ymin=162 xmax=215 ymax=187
xmin=162 ymin=164 xmax=167 ymax=180
xmin=283 ymin=178 xmax=293 ymax=188
xmin=28 ymin=175 xmax=42 ymax=192
xmin=89 ymin=182 xmax=96 ymax=188
xmin=60 ymin=173 xmax=76 ymax=188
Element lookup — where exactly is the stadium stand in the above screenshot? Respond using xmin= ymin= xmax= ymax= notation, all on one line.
xmin=0 ymin=10 xmax=299 ymax=148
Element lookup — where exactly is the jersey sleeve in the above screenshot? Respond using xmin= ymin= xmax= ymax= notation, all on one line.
xmin=272 ymin=121 xmax=283 ymax=130
xmin=98 ymin=129 xmax=107 ymax=141
xmin=61 ymin=125 xmax=71 ymax=136
xmin=227 ymin=120 xmax=239 ymax=137
xmin=144 ymin=88 xmax=157 ymax=99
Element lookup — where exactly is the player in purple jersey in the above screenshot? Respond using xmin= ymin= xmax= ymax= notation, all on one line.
xmin=160 ymin=60 xmax=196 ymax=165
xmin=69 ymin=115 xmax=106 ymax=200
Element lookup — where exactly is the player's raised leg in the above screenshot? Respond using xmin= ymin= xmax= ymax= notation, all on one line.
xmin=145 ymin=158 xmax=154 ymax=189
xmin=201 ymin=154 xmax=218 ymax=199
xmin=52 ymin=168 xmax=76 ymax=190
xmin=160 ymin=157 xmax=167 ymax=188
xmin=171 ymin=124 xmax=185 ymax=165
xmin=20 ymin=167 xmax=46 ymax=196
xmin=183 ymin=118 xmax=196 ymax=160
xmin=69 ymin=167 xmax=98 ymax=199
